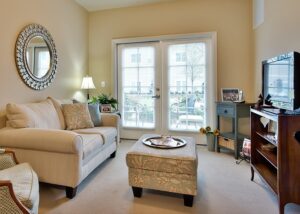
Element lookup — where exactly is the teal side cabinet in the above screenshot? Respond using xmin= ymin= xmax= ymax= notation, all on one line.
xmin=216 ymin=102 xmax=254 ymax=159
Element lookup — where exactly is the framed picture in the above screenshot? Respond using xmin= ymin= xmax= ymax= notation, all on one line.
xmin=221 ymin=88 xmax=240 ymax=102
xmin=101 ymin=104 xmax=112 ymax=113
xmin=241 ymin=138 xmax=251 ymax=158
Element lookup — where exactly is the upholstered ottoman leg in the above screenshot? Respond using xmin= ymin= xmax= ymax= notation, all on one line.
xmin=183 ymin=194 xmax=194 ymax=207
xmin=132 ymin=186 xmax=143 ymax=198
xmin=66 ymin=186 xmax=77 ymax=199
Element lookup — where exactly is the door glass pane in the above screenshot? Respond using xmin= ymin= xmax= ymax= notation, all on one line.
xmin=121 ymin=46 xmax=155 ymax=128
xmin=168 ymin=43 xmax=206 ymax=131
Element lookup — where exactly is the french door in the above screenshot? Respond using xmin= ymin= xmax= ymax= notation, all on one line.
xmin=118 ymin=42 xmax=162 ymax=139
xmin=117 ymin=36 xmax=216 ymax=141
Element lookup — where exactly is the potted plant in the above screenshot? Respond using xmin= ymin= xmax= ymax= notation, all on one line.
xmin=199 ymin=126 xmax=220 ymax=151
xmin=89 ymin=93 xmax=118 ymax=111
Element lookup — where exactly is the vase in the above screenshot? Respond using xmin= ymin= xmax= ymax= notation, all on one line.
xmin=206 ymin=134 xmax=215 ymax=152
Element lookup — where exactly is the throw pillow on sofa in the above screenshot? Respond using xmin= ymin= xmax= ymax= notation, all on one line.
xmin=70 ymin=99 xmax=101 ymax=127
xmin=62 ymin=103 xmax=94 ymax=130
xmin=88 ymin=103 xmax=101 ymax=127
xmin=6 ymin=99 xmax=61 ymax=129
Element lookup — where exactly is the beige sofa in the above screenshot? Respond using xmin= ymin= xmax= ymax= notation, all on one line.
xmin=0 ymin=98 xmax=119 ymax=198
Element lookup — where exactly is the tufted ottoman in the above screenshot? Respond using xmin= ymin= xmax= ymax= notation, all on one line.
xmin=126 ymin=134 xmax=198 ymax=206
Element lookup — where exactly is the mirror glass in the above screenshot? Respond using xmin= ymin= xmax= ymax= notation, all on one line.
xmin=26 ymin=36 xmax=51 ymax=78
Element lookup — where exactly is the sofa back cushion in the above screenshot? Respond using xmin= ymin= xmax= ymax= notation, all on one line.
xmin=6 ymin=99 xmax=61 ymax=129
xmin=47 ymin=97 xmax=74 ymax=130
xmin=62 ymin=103 xmax=94 ymax=130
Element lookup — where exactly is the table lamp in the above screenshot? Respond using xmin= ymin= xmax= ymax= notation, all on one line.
xmin=81 ymin=76 xmax=96 ymax=100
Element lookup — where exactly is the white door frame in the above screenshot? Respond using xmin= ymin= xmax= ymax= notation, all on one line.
xmin=112 ymin=32 xmax=217 ymax=142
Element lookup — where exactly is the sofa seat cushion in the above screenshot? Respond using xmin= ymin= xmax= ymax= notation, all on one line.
xmin=74 ymin=127 xmax=117 ymax=145
xmin=80 ymin=134 xmax=104 ymax=161
xmin=0 ymin=163 xmax=39 ymax=210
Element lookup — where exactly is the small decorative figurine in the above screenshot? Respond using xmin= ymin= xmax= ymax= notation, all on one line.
xmin=264 ymin=94 xmax=273 ymax=106
xmin=255 ymin=94 xmax=264 ymax=109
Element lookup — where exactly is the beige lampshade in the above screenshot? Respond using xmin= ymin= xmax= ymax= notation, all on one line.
xmin=81 ymin=76 xmax=96 ymax=89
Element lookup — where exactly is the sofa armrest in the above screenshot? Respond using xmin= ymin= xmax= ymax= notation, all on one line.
xmin=0 ymin=128 xmax=83 ymax=154
xmin=101 ymin=113 xmax=120 ymax=143
xmin=0 ymin=181 xmax=30 ymax=214
xmin=101 ymin=113 xmax=120 ymax=127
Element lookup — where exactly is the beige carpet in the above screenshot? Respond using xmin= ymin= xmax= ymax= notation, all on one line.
xmin=39 ymin=140 xmax=300 ymax=214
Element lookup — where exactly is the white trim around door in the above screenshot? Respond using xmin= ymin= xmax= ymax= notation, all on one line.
xmin=112 ymin=32 xmax=217 ymax=144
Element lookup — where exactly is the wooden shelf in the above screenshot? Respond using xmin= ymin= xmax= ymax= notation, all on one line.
xmin=252 ymin=163 xmax=277 ymax=194
xmin=251 ymin=108 xmax=278 ymax=122
xmin=256 ymin=147 xmax=277 ymax=169
xmin=256 ymin=131 xmax=278 ymax=146
xmin=251 ymin=108 xmax=300 ymax=213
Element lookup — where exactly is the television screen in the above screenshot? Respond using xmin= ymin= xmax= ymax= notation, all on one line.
xmin=263 ymin=57 xmax=294 ymax=110
xmin=262 ymin=51 xmax=300 ymax=111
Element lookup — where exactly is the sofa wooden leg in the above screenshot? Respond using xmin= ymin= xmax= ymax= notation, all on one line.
xmin=66 ymin=186 xmax=77 ymax=199
xmin=183 ymin=194 xmax=194 ymax=207
xmin=110 ymin=151 xmax=116 ymax=158
xmin=132 ymin=186 xmax=142 ymax=198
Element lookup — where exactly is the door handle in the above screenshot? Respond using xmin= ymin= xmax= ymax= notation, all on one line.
xmin=151 ymin=95 xmax=160 ymax=99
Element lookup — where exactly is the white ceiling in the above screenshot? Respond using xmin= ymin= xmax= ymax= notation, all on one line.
xmin=75 ymin=0 xmax=177 ymax=12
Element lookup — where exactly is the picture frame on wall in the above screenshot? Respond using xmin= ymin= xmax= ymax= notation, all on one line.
xmin=221 ymin=88 xmax=240 ymax=102
xmin=101 ymin=104 xmax=112 ymax=113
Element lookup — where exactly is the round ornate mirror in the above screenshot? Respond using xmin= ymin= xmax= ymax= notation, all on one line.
xmin=15 ymin=24 xmax=57 ymax=90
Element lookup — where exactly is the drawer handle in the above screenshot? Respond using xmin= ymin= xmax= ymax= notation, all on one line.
xmin=224 ymin=110 xmax=228 ymax=114
xmin=223 ymin=138 xmax=229 ymax=141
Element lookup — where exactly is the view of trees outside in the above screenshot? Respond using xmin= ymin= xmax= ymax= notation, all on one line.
xmin=121 ymin=42 xmax=206 ymax=131
xmin=121 ymin=46 xmax=155 ymax=128
xmin=168 ymin=43 xmax=206 ymax=131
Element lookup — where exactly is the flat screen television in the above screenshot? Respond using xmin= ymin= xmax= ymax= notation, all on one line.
xmin=262 ymin=51 xmax=300 ymax=111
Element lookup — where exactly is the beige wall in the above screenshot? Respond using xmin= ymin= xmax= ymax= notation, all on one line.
xmin=0 ymin=0 xmax=88 ymax=111
xmin=89 ymin=0 xmax=254 ymax=101
xmin=253 ymin=0 xmax=300 ymax=97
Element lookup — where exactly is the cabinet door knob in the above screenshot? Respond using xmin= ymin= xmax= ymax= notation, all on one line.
xmin=224 ymin=110 xmax=228 ymax=113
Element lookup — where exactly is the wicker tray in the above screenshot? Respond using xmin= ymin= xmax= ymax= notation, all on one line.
xmin=142 ymin=136 xmax=187 ymax=149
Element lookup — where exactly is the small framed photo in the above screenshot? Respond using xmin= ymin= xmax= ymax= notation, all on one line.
xmin=221 ymin=88 xmax=240 ymax=102
xmin=100 ymin=104 xmax=112 ymax=113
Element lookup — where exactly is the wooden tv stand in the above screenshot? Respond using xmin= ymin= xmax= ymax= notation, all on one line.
xmin=250 ymin=108 xmax=300 ymax=214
